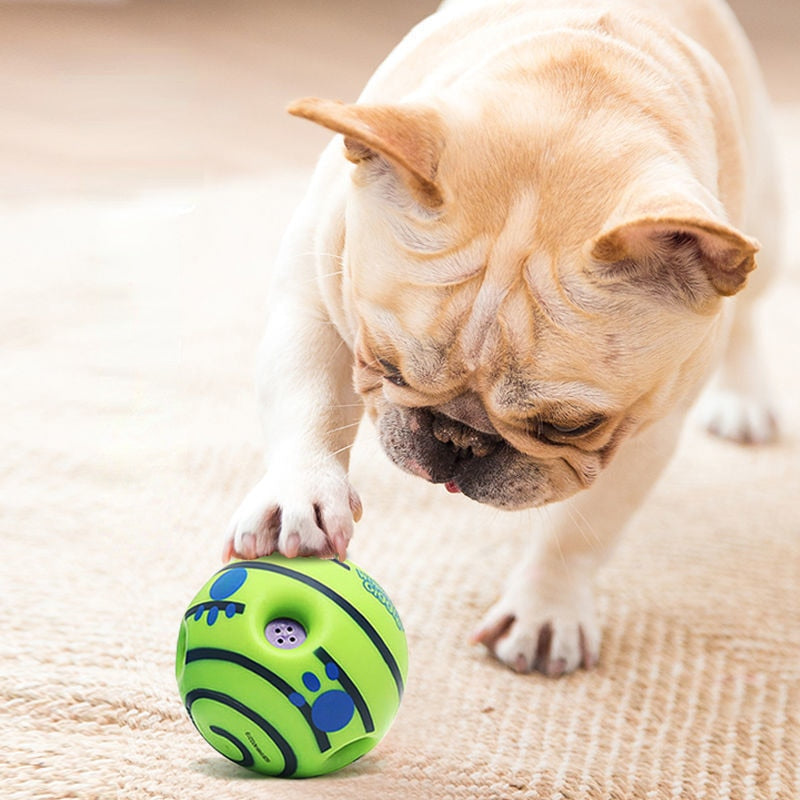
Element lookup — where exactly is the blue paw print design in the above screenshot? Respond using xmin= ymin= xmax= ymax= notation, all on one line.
xmin=185 ymin=567 xmax=248 ymax=626
xmin=289 ymin=661 xmax=357 ymax=733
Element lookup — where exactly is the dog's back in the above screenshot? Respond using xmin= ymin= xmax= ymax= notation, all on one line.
xmin=362 ymin=0 xmax=779 ymax=288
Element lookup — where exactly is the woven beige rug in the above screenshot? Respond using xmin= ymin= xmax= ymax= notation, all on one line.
xmin=1 ymin=2 xmax=799 ymax=799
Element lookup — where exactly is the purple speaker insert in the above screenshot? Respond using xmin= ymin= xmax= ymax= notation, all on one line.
xmin=265 ymin=618 xmax=307 ymax=649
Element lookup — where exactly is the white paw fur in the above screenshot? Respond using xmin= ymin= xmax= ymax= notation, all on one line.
xmin=698 ymin=388 xmax=778 ymax=445
xmin=472 ymin=571 xmax=601 ymax=677
xmin=223 ymin=462 xmax=362 ymax=562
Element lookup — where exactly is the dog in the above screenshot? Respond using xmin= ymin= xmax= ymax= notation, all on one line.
xmin=223 ymin=0 xmax=782 ymax=676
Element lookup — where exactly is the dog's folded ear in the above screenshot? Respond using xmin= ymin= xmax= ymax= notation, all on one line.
xmin=590 ymin=209 xmax=760 ymax=303
xmin=288 ymin=97 xmax=444 ymax=207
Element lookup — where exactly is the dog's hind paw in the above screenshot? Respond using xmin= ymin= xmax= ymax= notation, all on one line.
xmin=698 ymin=389 xmax=778 ymax=445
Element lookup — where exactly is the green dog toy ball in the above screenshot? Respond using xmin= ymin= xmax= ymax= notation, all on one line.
xmin=175 ymin=554 xmax=408 ymax=778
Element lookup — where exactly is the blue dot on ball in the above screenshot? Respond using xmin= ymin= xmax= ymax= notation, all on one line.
xmin=209 ymin=568 xmax=248 ymax=600
xmin=303 ymin=672 xmax=321 ymax=692
xmin=311 ymin=690 xmax=356 ymax=733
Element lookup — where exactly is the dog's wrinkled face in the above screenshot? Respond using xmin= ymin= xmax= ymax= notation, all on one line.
xmin=347 ymin=190 xmax=716 ymax=509
xmin=289 ymin=78 xmax=757 ymax=509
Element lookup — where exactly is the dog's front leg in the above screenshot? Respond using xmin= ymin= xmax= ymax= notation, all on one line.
xmin=473 ymin=411 xmax=686 ymax=676
xmin=223 ymin=210 xmax=363 ymax=562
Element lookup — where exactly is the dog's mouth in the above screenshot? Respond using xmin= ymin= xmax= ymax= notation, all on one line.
xmin=434 ymin=414 xmax=502 ymax=495
xmin=377 ymin=405 xmax=554 ymax=509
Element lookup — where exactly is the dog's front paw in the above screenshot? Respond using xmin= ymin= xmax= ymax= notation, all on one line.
xmin=222 ymin=464 xmax=363 ymax=562
xmin=471 ymin=580 xmax=600 ymax=677
xmin=698 ymin=389 xmax=778 ymax=445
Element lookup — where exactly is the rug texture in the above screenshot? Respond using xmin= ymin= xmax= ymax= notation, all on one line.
xmin=1 ymin=2 xmax=798 ymax=799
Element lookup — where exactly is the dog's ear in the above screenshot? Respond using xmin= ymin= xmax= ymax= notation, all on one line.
xmin=288 ymin=97 xmax=444 ymax=206
xmin=590 ymin=212 xmax=759 ymax=302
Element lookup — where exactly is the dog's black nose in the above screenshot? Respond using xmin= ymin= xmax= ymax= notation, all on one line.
xmin=431 ymin=412 xmax=502 ymax=459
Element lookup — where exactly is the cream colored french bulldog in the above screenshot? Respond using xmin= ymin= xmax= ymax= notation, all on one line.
xmin=223 ymin=0 xmax=782 ymax=675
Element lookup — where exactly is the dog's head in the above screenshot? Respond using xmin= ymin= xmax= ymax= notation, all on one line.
xmin=289 ymin=90 xmax=758 ymax=509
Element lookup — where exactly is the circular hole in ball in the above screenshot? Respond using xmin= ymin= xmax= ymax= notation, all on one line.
xmin=265 ymin=617 xmax=306 ymax=649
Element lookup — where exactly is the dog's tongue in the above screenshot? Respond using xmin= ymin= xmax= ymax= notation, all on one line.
xmin=445 ymin=480 xmax=461 ymax=494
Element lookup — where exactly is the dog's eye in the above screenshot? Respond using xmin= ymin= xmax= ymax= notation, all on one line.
xmin=378 ymin=359 xmax=409 ymax=388
xmin=536 ymin=416 xmax=605 ymax=440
